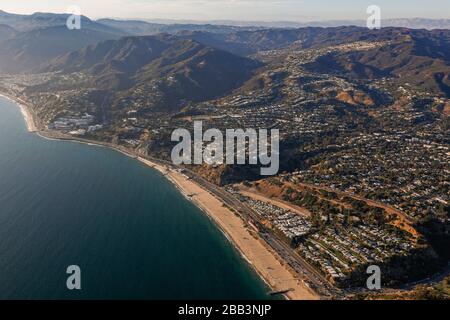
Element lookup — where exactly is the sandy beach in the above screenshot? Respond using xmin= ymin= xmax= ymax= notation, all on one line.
xmin=3 ymin=93 xmax=319 ymax=300
xmin=138 ymin=157 xmax=318 ymax=300
xmin=0 ymin=93 xmax=38 ymax=132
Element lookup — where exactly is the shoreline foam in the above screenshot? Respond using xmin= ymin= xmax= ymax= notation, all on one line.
xmin=0 ymin=93 xmax=38 ymax=132
xmin=1 ymin=93 xmax=319 ymax=300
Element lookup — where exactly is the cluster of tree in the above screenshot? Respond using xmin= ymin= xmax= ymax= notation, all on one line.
xmin=342 ymin=248 xmax=443 ymax=289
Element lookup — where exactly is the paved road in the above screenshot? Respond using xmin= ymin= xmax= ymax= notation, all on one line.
xmin=29 ymin=129 xmax=442 ymax=299
xmin=166 ymin=163 xmax=340 ymax=298
xmin=33 ymin=137 xmax=339 ymax=298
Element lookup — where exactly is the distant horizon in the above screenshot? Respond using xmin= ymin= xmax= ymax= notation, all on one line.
xmin=1 ymin=9 xmax=450 ymax=27
xmin=106 ymin=16 xmax=450 ymax=24
xmin=1 ymin=0 xmax=449 ymax=22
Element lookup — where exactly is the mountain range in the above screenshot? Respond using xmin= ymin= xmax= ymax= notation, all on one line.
xmin=0 ymin=10 xmax=254 ymax=74
xmin=38 ymin=34 xmax=260 ymax=95
xmin=97 ymin=18 xmax=257 ymax=36
xmin=0 ymin=10 xmax=124 ymax=33
xmin=28 ymin=33 xmax=259 ymax=114
xmin=146 ymin=18 xmax=450 ymax=30
xmin=303 ymin=28 xmax=450 ymax=97
xmin=0 ymin=10 xmax=450 ymax=98
xmin=0 ymin=11 xmax=127 ymax=73
xmin=135 ymin=17 xmax=450 ymax=30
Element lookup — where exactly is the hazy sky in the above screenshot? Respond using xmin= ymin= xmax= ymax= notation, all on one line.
xmin=1 ymin=0 xmax=449 ymax=21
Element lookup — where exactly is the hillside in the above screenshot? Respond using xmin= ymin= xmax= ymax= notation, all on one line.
xmin=39 ymin=35 xmax=176 ymax=76
xmin=0 ymin=23 xmax=16 ymax=42
xmin=97 ymin=18 xmax=251 ymax=36
xmin=177 ymin=27 xmax=407 ymax=56
xmin=0 ymin=10 xmax=125 ymax=34
xmin=304 ymin=29 xmax=450 ymax=97
xmin=35 ymin=34 xmax=260 ymax=111
xmin=0 ymin=25 xmax=124 ymax=73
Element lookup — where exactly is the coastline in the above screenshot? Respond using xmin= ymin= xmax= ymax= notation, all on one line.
xmin=0 ymin=93 xmax=38 ymax=132
xmin=0 ymin=93 xmax=319 ymax=300
xmin=138 ymin=157 xmax=319 ymax=300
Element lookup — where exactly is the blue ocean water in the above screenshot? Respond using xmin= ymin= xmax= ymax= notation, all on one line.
xmin=0 ymin=97 xmax=271 ymax=299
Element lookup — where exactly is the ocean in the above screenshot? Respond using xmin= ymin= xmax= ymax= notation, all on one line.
xmin=0 ymin=96 xmax=271 ymax=299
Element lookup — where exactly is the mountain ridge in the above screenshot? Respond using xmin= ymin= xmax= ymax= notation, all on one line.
xmin=35 ymin=34 xmax=261 ymax=110
xmin=0 ymin=25 xmax=125 ymax=73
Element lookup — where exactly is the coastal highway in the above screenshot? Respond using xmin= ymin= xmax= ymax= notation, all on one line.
xmin=187 ymin=171 xmax=340 ymax=298
xmin=32 ymin=132 xmax=338 ymax=299
xmin=260 ymin=233 xmax=341 ymax=297
xmin=138 ymin=151 xmax=337 ymax=297
xmin=156 ymin=162 xmax=340 ymax=298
